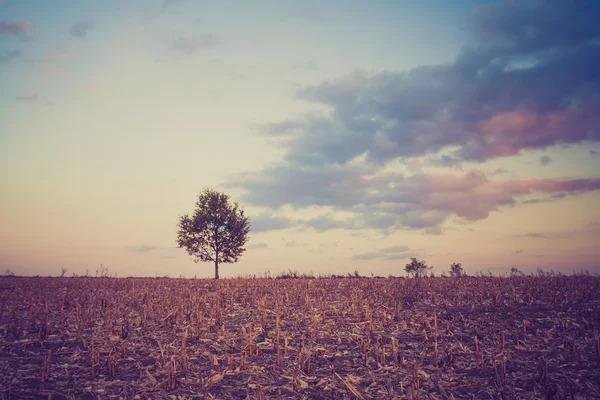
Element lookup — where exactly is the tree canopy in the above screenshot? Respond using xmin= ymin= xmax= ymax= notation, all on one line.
xmin=449 ymin=262 xmax=465 ymax=277
xmin=177 ymin=189 xmax=249 ymax=279
xmin=404 ymin=257 xmax=432 ymax=278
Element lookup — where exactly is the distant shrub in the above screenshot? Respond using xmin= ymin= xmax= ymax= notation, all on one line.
xmin=404 ymin=257 xmax=432 ymax=278
xmin=276 ymin=269 xmax=315 ymax=279
xmin=449 ymin=262 xmax=465 ymax=277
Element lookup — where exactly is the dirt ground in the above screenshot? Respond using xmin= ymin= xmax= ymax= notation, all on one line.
xmin=1 ymin=275 xmax=599 ymax=399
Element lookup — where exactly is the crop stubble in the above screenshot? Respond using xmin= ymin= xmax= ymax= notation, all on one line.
xmin=1 ymin=275 xmax=600 ymax=399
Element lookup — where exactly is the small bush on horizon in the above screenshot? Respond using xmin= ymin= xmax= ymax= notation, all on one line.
xmin=449 ymin=262 xmax=466 ymax=277
xmin=404 ymin=257 xmax=432 ymax=278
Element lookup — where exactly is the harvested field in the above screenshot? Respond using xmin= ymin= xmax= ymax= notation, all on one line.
xmin=1 ymin=275 xmax=600 ymax=399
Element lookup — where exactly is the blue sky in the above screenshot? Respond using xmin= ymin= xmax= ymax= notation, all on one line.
xmin=1 ymin=0 xmax=599 ymax=277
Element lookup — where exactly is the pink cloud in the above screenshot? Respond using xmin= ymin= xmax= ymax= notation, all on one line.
xmin=468 ymin=107 xmax=600 ymax=160
xmin=376 ymin=170 xmax=600 ymax=223
xmin=481 ymin=110 xmax=541 ymax=136
xmin=423 ymin=170 xmax=487 ymax=193
xmin=433 ymin=174 xmax=599 ymax=220
xmin=234 ymin=161 xmax=600 ymax=231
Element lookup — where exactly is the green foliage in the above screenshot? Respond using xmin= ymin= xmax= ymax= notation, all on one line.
xmin=177 ymin=189 xmax=250 ymax=279
xmin=404 ymin=257 xmax=432 ymax=278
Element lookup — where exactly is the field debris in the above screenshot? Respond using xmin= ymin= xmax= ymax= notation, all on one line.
xmin=1 ymin=275 xmax=600 ymax=399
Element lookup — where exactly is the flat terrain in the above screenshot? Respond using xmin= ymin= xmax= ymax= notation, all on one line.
xmin=1 ymin=275 xmax=600 ymax=399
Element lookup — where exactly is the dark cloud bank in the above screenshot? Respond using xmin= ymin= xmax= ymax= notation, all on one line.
xmin=231 ymin=1 xmax=600 ymax=233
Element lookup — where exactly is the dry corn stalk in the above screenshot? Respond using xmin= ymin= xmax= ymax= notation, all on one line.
xmin=276 ymin=311 xmax=282 ymax=368
xmin=335 ymin=372 xmax=367 ymax=400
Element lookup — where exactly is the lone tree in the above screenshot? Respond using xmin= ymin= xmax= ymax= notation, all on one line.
xmin=449 ymin=262 xmax=465 ymax=277
xmin=177 ymin=189 xmax=249 ymax=279
xmin=404 ymin=257 xmax=432 ymax=278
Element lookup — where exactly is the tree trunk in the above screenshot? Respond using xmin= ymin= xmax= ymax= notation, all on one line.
xmin=214 ymin=242 xmax=220 ymax=280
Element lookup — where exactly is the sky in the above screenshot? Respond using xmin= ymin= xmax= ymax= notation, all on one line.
xmin=1 ymin=0 xmax=599 ymax=278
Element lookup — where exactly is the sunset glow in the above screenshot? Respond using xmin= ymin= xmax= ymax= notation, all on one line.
xmin=1 ymin=0 xmax=599 ymax=278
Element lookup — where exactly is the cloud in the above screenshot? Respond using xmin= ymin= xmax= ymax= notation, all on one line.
xmin=591 ymin=150 xmax=599 ymax=157
xmin=539 ymin=155 xmax=553 ymax=166
xmin=351 ymin=252 xmax=380 ymax=261
xmin=489 ymin=168 xmax=509 ymax=176
xmin=284 ymin=48 xmax=600 ymax=165
xmin=15 ymin=93 xmax=38 ymax=101
xmin=468 ymin=1 xmax=599 ymax=53
xmin=513 ymin=225 xmax=600 ymax=240
xmin=0 ymin=20 xmax=32 ymax=36
xmin=513 ymin=233 xmax=547 ymax=239
xmin=249 ymin=212 xmax=294 ymax=233
xmin=520 ymin=192 xmax=567 ymax=205
xmin=70 ymin=21 xmax=94 ymax=38
xmin=298 ymin=214 xmax=355 ymax=232
xmin=352 ymin=245 xmax=416 ymax=261
xmin=424 ymin=226 xmax=443 ymax=235
xmin=170 ymin=34 xmax=221 ymax=54
xmin=227 ymin=163 xmax=373 ymax=210
xmin=0 ymin=49 xmax=21 ymax=64
xmin=379 ymin=245 xmax=410 ymax=254
xmin=285 ymin=241 xmax=300 ymax=247
xmin=233 ymin=167 xmax=600 ymax=231
xmin=131 ymin=245 xmax=157 ymax=252
xmin=227 ymin=1 xmax=600 ymax=233
xmin=248 ymin=242 xmax=268 ymax=249
xmin=512 ymin=230 xmax=590 ymax=239
xmin=265 ymin=0 xmax=600 ymax=165
xmin=383 ymin=252 xmax=419 ymax=261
